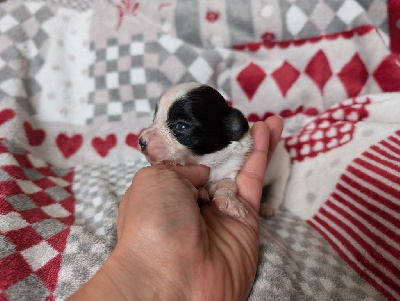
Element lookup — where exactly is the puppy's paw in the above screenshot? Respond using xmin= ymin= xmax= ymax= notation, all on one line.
xmin=212 ymin=180 xmax=248 ymax=219
xmin=260 ymin=202 xmax=278 ymax=217
xmin=260 ymin=195 xmax=281 ymax=218
xmin=213 ymin=194 xmax=248 ymax=219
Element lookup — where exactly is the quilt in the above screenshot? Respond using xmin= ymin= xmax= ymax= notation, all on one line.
xmin=0 ymin=0 xmax=399 ymax=300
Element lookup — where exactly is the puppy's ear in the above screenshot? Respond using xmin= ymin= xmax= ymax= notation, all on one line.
xmin=224 ymin=108 xmax=249 ymax=141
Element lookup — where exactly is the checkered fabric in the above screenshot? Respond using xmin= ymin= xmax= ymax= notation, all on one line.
xmin=72 ymin=158 xmax=147 ymax=235
xmin=54 ymin=158 xmax=147 ymax=299
xmin=45 ymin=0 xmax=93 ymax=11
xmin=88 ymin=34 xmax=149 ymax=124
xmin=0 ymin=2 xmax=53 ymax=113
xmin=0 ymin=139 xmax=74 ymax=300
xmin=249 ymin=208 xmax=386 ymax=301
xmin=170 ymin=0 xmax=389 ymax=47
xmin=229 ymin=26 xmax=400 ymax=126
xmin=279 ymin=0 xmax=388 ymax=41
xmin=1 ymin=0 xmax=399 ymax=300
xmin=87 ymin=33 xmax=232 ymax=125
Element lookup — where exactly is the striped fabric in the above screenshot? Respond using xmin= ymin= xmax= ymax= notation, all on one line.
xmin=309 ymin=130 xmax=400 ymax=301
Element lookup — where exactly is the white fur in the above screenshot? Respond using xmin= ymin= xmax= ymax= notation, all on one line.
xmin=195 ymin=132 xmax=253 ymax=191
xmin=139 ymin=82 xmax=290 ymax=218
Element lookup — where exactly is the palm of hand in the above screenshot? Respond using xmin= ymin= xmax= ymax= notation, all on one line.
xmin=68 ymin=118 xmax=282 ymax=301
xmin=117 ymin=166 xmax=259 ymax=300
xmin=117 ymin=120 xmax=274 ymax=300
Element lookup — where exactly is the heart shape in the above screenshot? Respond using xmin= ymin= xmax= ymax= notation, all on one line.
xmin=346 ymin=111 xmax=359 ymax=121
xmin=300 ymin=133 xmax=310 ymax=143
xmin=24 ymin=122 xmax=46 ymax=146
xmin=300 ymin=144 xmax=311 ymax=156
xmin=340 ymin=134 xmax=351 ymax=144
xmin=327 ymin=138 xmax=338 ymax=148
xmin=318 ymin=120 xmax=330 ymax=128
xmin=326 ymin=127 xmax=337 ymax=138
xmin=286 ymin=137 xmax=298 ymax=146
xmin=56 ymin=134 xmax=83 ymax=159
xmin=205 ymin=11 xmax=219 ymax=22
xmin=313 ymin=141 xmax=324 ymax=152
xmin=284 ymin=97 xmax=371 ymax=162
xmin=340 ymin=123 xmax=353 ymax=133
xmin=312 ymin=130 xmax=324 ymax=140
xmin=247 ymin=106 xmax=319 ymax=122
xmin=0 ymin=109 xmax=15 ymax=126
xmin=126 ymin=132 xmax=141 ymax=150
xmin=92 ymin=134 xmax=117 ymax=157
xmin=247 ymin=112 xmax=274 ymax=122
xmin=332 ymin=109 xmax=344 ymax=120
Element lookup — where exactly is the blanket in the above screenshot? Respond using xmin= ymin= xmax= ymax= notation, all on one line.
xmin=0 ymin=0 xmax=399 ymax=300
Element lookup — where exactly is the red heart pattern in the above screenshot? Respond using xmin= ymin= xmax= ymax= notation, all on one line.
xmin=248 ymin=106 xmax=319 ymax=122
xmin=92 ymin=134 xmax=117 ymax=157
xmin=56 ymin=134 xmax=83 ymax=159
xmin=18 ymin=123 xmax=142 ymax=159
xmin=23 ymin=122 xmax=46 ymax=146
xmin=126 ymin=133 xmax=139 ymax=150
xmin=284 ymin=97 xmax=371 ymax=162
xmin=205 ymin=11 xmax=219 ymax=22
xmin=0 ymin=109 xmax=15 ymax=126
xmin=125 ymin=131 xmax=143 ymax=151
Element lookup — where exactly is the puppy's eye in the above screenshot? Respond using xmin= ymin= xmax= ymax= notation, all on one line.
xmin=174 ymin=122 xmax=188 ymax=132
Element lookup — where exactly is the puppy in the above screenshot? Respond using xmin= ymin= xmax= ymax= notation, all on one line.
xmin=139 ymin=82 xmax=290 ymax=219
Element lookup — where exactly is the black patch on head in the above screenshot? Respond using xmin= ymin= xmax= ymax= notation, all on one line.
xmin=153 ymin=103 xmax=158 ymax=121
xmin=167 ymin=85 xmax=249 ymax=155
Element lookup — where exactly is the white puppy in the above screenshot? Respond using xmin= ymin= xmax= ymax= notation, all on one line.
xmin=139 ymin=82 xmax=290 ymax=219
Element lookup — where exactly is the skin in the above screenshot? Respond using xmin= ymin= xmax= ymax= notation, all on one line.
xmin=68 ymin=116 xmax=284 ymax=301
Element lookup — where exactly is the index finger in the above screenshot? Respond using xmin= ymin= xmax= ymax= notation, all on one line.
xmin=165 ymin=164 xmax=210 ymax=188
xmin=236 ymin=116 xmax=283 ymax=211
xmin=265 ymin=116 xmax=284 ymax=165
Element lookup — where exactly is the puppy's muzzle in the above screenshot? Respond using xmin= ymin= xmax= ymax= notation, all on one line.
xmin=138 ymin=136 xmax=147 ymax=153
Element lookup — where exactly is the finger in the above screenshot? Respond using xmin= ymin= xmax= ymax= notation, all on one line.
xmin=236 ymin=121 xmax=270 ymax=211
xmin=265 ymin=115 xmax=284 ymax=164
xmin=160 ymin=164 xmax=210 ymax=188
xmin=200 ymin=194 xmax=259 ymax=252
xmin=117 ymin=186 xmax=131 ymax=239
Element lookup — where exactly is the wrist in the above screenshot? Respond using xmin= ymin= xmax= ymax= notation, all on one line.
xmin=109 ymin=244 xmax=194 ymax=301
xmin=68 ymin=244 xmax=190 ymax=301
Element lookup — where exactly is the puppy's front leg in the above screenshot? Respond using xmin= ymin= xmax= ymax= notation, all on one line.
xmin=212 ymin=179 xmax=248 ymax=219
xmin=259 ymin=141 xmax=290 ymax=217
xmin=260 ymin=176 xmax=287 ymax=217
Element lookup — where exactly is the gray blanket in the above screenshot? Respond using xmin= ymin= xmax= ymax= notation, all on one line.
xmin=1 ymin=0 xmax=399 ymax=300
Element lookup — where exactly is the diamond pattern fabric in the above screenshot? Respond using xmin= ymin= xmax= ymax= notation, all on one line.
xmin=1 ymin=0 xmax=399 ymax=300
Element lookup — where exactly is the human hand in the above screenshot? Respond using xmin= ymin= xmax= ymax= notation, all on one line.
xmin=68 ymin=116 xmax=284 ymax=301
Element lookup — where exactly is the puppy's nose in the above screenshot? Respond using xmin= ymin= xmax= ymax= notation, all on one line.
xmin=138 ymin=136 xmax=147 ymax=152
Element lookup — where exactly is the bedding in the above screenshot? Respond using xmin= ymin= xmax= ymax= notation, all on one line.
xmin=0 ymin=0 xmax=399 ymax=300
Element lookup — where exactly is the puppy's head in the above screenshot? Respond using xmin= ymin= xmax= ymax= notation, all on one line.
xmin=139 ymin=82 xmax=249 ymax=165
